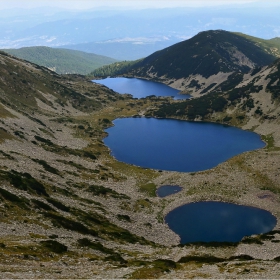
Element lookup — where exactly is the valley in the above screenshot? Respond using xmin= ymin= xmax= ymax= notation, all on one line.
xmin=0 ymin=28 xmax=280 ymax=278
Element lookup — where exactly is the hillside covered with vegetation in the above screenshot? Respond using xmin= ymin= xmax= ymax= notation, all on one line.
xmin=234 ymin=32 xmax=280 ymax=58
xmin=90 ymin=59 xmax=142 ymax=77
xmin=0 ymin=32 xmax=280 ymax=278
xmin=146 ymin=58 xmax=280 ymax=121
xmin=91 ymin=30 xmax=279 ymax=80
xmin=2 ymin=46 xmax=117 ymax=75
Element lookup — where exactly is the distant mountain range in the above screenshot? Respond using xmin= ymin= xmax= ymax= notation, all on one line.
xmin=92 ymin=30 xmax=280 ymax=95
xmin=1 ymin=5 xmax=280 ymax=60
xmin=1 ymin=46 xmax=117 ymax=74
xmin=60 ymin=37 xmax=181 ymax=61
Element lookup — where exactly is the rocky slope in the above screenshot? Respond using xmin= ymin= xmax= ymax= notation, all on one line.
xmin=0 ymin=50 xmax=280 ymax=279
xmin=92 ymin=30 xmax=280 ymax=97
xmin=148 ymin=58 xmax=280 ymax=129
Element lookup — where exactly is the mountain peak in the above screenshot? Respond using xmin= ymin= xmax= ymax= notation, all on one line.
xmin=92 ymin=30 xmax=279 ymax=96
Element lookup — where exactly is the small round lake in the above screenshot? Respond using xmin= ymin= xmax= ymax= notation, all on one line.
xmin=104 ymin=118 xmax=265 ymax=172
xmin=165 ymin=201 xmax=277 ymax=244
xmin=157 ymin=185 xmax=182 ymax=197
xmin=92 ymin=77 xmax=190 ymax=99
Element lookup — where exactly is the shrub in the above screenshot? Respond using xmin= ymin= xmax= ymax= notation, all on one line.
xmin=46 ymin=197 xmax=70 ymax=212
xmin=87 ymin=185 xmax=129 ymax=199
xmin=31 ymin=199 xmax=55 ymax=211
xmin=228 ymin=254 xmax=255 ymax=261
xmin=43 ymin=212 xmax=98 ymax=236
xmin=117 ymin=214 xmax=131 ymax=222
xmin=0 ymin=187 xmax=28 ymax=208
xmin=33 ymin=159 xmax=60 ymax=175
xmin=178 ymin=254 xmax=226 ymax=263
xmin=77 ymin=238 xmax=127 ymax=263
xmin=40 ymin=240 xmax=67 ymax=253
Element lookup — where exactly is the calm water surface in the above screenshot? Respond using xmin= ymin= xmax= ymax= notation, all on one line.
xmin=104 ymin=118 xmax=265 ymax=172
xmin=165 ymin=201 xmax=277 ymax=243
xmin=92 ymin=77 xmax=190 ymax=99
xmin=156 ymin=185 xmax=182 ymax=197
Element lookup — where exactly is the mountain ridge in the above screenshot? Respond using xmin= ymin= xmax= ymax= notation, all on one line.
xmin=233 ymin=32 xmax=280 ymax=58
xmin=60 ymin=37 xmax=181 ymax=60
xmin=91 ymin=30 xmax=280 ymax=95
xmin=1 ymin=46 xmax=117 ymax=75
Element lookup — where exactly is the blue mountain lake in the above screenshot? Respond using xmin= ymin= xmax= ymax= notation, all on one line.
xmin=156 ymin=185 xmax=183 ymax=197
xmin=92 ymin=77 xmax=190 ymax=99
xmin=104 ymin=118 xmax=265 ymax=172
xmin=165 ymin=201 xmax=277 ymax=243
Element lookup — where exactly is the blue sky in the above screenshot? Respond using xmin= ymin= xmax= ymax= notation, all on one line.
xmin=0 ymin=0 xmax=277 ymax=10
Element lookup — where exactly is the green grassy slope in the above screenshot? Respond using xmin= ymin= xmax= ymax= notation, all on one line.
xmin=2 ymin=46 xmax=118 ymax=75
xmin=233 ymin=32 xmax=280 ymax=58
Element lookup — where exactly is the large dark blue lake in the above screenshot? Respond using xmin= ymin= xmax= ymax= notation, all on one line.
xmin=165 ymin=202 xmax=277 ymax=243
xmin=92 ymin=77 xmax=190 ymax=99
xmin=104 ymin=118 xmax=265 ymax=172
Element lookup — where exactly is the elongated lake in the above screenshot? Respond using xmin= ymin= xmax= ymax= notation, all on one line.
xmin=104 ymin=118 xmax=265 ymax=172
xmin=92 ymin=77 xmax=190 ymax=99
xmin=165 ymin=202 xmax=277 ymax=243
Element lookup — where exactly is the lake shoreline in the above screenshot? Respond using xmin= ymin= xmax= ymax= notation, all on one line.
xmin=100 ymin=116 xmax=279 ymax=247
xmin=104 ymin=117 xmax=265 ymax=173
xmin=93 ymin=74 xmax=280 ymax=247
xmin=165 ymin=201 xmax=277 ymax=244
xmin=92 ymin=76 xmax=191 ymax=100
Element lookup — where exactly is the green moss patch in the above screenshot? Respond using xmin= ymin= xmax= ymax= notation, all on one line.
xmin=0 ymin=128 xmax=15 ymax=143
xmin=139 ymin=183 xmax=157 ymax=197
xmin=261 ymin=134 xmax=280 ymax=150
xmin=128 ymin=259 xmax=177 ymax=279
xmin=0 ymin=104 xmax=15 ymax=118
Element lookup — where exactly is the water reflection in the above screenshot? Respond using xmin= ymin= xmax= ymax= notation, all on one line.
xmin=104 ymin=118 xmax=265 ymax=172
xmin=92 ymin=77 xmax=190 ymax=99
xmin=156 ymin=185 xmax=182 ymax=197
xmin=165 ymin=201 xmax=276 ymax=243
